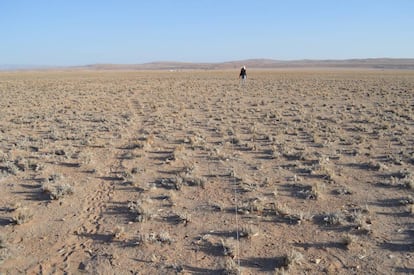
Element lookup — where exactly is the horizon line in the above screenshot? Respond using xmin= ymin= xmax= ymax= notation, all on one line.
xmin=1 ymin=57 xmax=414 ymax=67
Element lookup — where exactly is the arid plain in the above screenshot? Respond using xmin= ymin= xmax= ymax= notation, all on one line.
xmin=0 ymin=69 xmax=413 ymax=274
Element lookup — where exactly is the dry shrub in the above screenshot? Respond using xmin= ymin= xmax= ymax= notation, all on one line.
xmin=175 ymin=172 xmax=206 ymax=189
xmin=341 ymin=234 xmax=357 ymax=250
xmin=239 ymin=224 xmax=259 ymax=239
xmin=298 ymin=183 xmax=324 ymax=200
xmin=280 ymin=250 xmax=304 ymax=271
xmin=221 ymin=257 xmax=241 ymax=275
xmin=170 ymin=144 xmax=186 ymax=162
xmin=402 ymin=174 xmax=414 ymax=190
xmin=274 ymin=203 xmax=311 ymax=225
xmin=128 ymin=198 xmax=154 ymax=222
xmin=137 ymin=231 xmax=173 ymax=245
xmin=221 ymin=238 xmax=236 ymax=258
xmin=0 ymin=235 xmax=10 ymax=264
xmin=112 ymin=226 xmax=125 ymax=240
xmin=41 ymin=182 xmax=74 ymax=200
xmin=0 ymin=235 xmax=6 ymax=249
xmin=323 ymin=212 xmax=345 ymax=226
xmin=243 ymin=197 xmax=267 ymax=215
xmin=273 ymin=203 xmax=291 ymax=217
xmin=175 ymin=211 xmax=192 ymax=225
xmin=12 ymin=206 xmax=33 ymax=225
xmin=334 ymin=187 xmax=353 ymax=195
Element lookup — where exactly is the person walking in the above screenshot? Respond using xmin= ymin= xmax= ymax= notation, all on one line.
xmin=239 ymin=66 xmax=247 ymax=85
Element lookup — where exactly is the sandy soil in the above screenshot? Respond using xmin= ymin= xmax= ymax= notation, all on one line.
xmin=0 ymin=69 xmax=413 ymax=274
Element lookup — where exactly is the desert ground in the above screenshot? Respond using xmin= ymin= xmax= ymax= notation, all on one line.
xmin=0 ymin=69 xmax=413 ymax=274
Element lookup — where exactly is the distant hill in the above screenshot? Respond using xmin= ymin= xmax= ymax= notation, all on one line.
xmin=0 ymin=64 xmax=56 ymax=71
xmin=2 ymin=58 xmax=414 ymax=71
xmin=80 ymin=58 xmax=414 ymax=70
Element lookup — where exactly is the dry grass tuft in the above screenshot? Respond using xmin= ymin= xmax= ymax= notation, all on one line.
xmin=0 ymin=235 xmax=10 ymax=265
xmin=221 ymin=238 xmax=236 ymax=258
xmin=128 ymin=197 xmax=154 ymax=222
xmin=41 ymin=181 xmax=74 ymax=200
xmin=11 ymin=206 xmax=33 ymax=225
xmin=221 ymin=257 xmax=241 ymax=275
xmin=137 ymin=231 xmax=174 ymax=245
xmin=279 ymin=250 xmax=304 ymax=271
xmin=239 ymin=224 xmax=259 ymax=239
xmin=341 ymin=234 xmax=357 ymax=249
xmin=112 ymin=226 xmax=125 ymax=240
xmin=175 ymin=211 xmax=192 ymax=225
xmin=323 ymin=212 xmax=345 ymax=226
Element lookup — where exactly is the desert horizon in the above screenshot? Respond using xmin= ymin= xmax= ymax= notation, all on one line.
xmin=2 ymin=57 xmax=414 ymax=71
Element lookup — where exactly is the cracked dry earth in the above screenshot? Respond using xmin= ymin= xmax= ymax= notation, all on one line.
xmin=0 ymin=70 xmax=413 ymax=274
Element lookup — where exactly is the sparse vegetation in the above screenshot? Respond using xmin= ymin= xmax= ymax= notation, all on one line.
xmin=41 ymin=181 xmax=74 ymax=200
xmin=221 ymin=257 xmax=240 ymax=275
xmin=137 ymin=231 xmax=174 ymax=245
xmin=128 ymin=197 xmax=154 ymax=222
xmin=221 ymin=238 xmax=236 ymax=258
xmin=11 ymin=206 xmax=33 ymax=225
xmin=323 ymin=212 xmax=345 ymax=226
xmin=341 ymin=234 xmax=357 ymax=249
xmin=239 ymin=224 xmax=259 ymax=239
xmin=0 ymin=235 xmax=10 ymax=265
xmin=279 ymin=250 xmax=304 ymax=271
xmin=112 ymin=226 xmax=125 ymax=240
xmin=0 ymin=70 xmax=413 ymax=274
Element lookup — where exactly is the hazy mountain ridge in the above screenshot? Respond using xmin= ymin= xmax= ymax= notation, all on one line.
xmin=2 ymin=58 xmax=414 ymax=71
xmin=69 ymin=58 xmax=414 ymax=70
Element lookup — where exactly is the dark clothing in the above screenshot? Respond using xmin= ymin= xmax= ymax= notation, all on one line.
xmin=239 ymin=68 xmax=247 ymax=78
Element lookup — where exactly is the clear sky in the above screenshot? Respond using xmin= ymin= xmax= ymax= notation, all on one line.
xmin=1 ymin=0 xmax=413 ymax=66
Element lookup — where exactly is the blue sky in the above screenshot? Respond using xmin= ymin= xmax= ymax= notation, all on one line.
xmin=1 ymin=0 xmax=413 ymax=66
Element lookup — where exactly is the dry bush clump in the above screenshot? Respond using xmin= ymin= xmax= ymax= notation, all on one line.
xmin=136 ymin=231 xmax=174 ymax=245
xmin=168 ymin=145 xmax=186 ymax=162
xmin=323 ymin=212 xmax=345 ymax=226
xmin=41 ymin=179 xmax=74 ymax=200
xmin=284 ymin=250 xmax=304 ymax=266
xmin=11 ymin=206 xmax=33 ymax=225
xmin=120 ymin=151 xmax=142 ymax=160
xmin=124 ymin=141 xmax=144 ymax=150
xmin=341 ymin=234 xmax=357 ymax=250
xmin=173 ymin=169 xmax=207 ymax=189
xmin=220 ymin=238 xmax=236 ymax=258
xmin=399 ymin=195 xmax=414 ymax=205
xmin=297 ymin=183 xmax=324 ymax=200
xmin=128 ymin=197 xmax=154 ymax=222
xmin=221 ymin=257 xmax=241 ymax=275
xmin=174 ymin=211 xmax=192 ymax=225
xmin=239 ymin=197 xmax=268 ymax=215
xmin=111 ymin=226 xmax=125 ymax=240
xmin=277 ymin=250 xmax=304 ymax=272
xmin=239 ymin=224 xmax=259 ymax=239
xmin=401 ymin=173 xmax=414 ymax=190
xmin=409 ymin=205 xmax=414 ymax=215
xmin=350 ymin=210 xmax=372 ymax=234
xmin=0 ymin=235 xmax=10 ymax=265
xmin=184 ymin=133 xmax=207 ymax=149
xmin=0 ymin=235 xmax=6 ymax=249
xmin=334 ymin=186 xmax=353 ymax=195
xmin=273 ymin=203 xmax=311 ymax=224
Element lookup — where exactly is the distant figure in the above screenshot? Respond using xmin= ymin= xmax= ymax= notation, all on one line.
xmin=239 ymin=66 xmax=247 ymax=85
